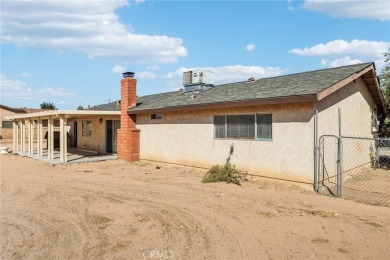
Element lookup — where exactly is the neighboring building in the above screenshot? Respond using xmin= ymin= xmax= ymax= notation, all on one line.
xmin=5 ymin=62 xmax=385 ymax=184
xmin=118 ymin=62 xmax=384 ymax=183
xmin=0 ymin=105 xmax=44 ymax=141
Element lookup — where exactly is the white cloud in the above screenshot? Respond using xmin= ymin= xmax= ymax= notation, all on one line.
xmin=245 ymin=44 xmax=256 ymax=51
xmin=1 ymin=0 xmax=187 ymax=64
xmin=136 ymin=71 xmax=156 ymax=79
xmin=287 ymin=0 xmax=295 ymax=11
xmin=0 ymin=74 xmax=76 ymax=101
xmin=19 ymin=72 xmax=32 ymax=78
xmin=321 ymin=57 xmax=363 ymax=68
xmin=135 ymin=0 xmax=145 ymax=3
xmin=165 ymin=65 xmax=283 ymax=85
xmin=112 ymin=65 xmax=127 ymax=74
xmin=0 ymin=73 xmax=33 ymax=100
xmin=146 ymin=64 xmax=160 ymax=71
xmin=290 ymin=39 xmax=390 ymax=58
xmin=302 ymin=0 xmax=390 ymax=21
xmin=37 ymin=86 xmax=75 ymax=98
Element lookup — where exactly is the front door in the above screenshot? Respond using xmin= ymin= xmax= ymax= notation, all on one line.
xmin=112 ymin=120 xmax=120 ymax=153
xmin=73 ymin=122 xmax=78 ymax=147
xmin=106 ymin=120 xmax=120 ymax=154
xmin=106 ymin=120 xmax=113 ymax=153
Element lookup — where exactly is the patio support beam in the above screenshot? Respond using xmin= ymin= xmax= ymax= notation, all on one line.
xmin=16 ymin=121 xmax=20 ymax=152
xmin=29 ymin=119 xmax=34 ymax=155
xmin=21 ymin=120 xmax=26 ymax=153
xmin=48 ymin=116 xmax=54 ymax=160
xmin=12 ymin=121 xmax=17 ymax=152
xmin=27 ymin=120 xmax=31 ymax=154
xmin=37 ymin=117 xmax=43 ymax=158
xmin=59 ymin=116 xmax=67 ymax=163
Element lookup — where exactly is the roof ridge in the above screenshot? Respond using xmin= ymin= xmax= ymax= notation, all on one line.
xmin=216 ymin=62 xmax=374 ymax=87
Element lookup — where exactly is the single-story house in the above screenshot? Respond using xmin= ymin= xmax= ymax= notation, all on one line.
xmin=6 ymin=62 xmax=385 ymax=184
xmin=118 ymin=62 xmax=384 ymax=183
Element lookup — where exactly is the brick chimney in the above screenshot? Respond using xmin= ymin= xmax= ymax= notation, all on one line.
xmin=117 ymin=72 xmax=140 ymax=162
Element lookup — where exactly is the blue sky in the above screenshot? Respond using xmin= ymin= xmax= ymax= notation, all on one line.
xmin=1 ymin=0 xmax=389 ymax=109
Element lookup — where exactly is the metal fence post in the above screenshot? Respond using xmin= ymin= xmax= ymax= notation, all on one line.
xmin=337 ymin=108 xmax=343 ymax=198
xmin=314 ymin=110 xmax=319 ymax=192
xmin=377 ymin=139 xmax=380 ymax=168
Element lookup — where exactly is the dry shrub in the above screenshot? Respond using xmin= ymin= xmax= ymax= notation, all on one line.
xmin=202 ymin=144 xmax=247 ymax=186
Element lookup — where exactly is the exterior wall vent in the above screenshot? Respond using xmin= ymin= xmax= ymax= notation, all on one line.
xmin=183 ymin=70 xmax=215 ymax=94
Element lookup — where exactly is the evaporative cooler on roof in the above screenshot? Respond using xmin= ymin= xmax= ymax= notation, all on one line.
xmin=183 ymin=70 xmax=215 ymax=94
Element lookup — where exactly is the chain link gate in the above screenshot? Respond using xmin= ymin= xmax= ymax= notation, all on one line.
xmin=316 ymin=135 xmax=343 ymax=197
xmin=315 ymin=135 xmax=390 ymax=206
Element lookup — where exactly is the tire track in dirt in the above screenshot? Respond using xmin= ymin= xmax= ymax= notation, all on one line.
xmin=2 ymin=156 xmax=389 ymax=259
xmin=1 ymin=206 xmax=86 ymax=259
xmin=2 ymin=178 xmax=255 ymax=258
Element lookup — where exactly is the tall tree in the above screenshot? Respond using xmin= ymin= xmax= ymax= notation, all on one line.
xmin=380 ymin=65 xmax=390 ymax=109
xmin=40 ymin=101 xmax=57 ymax=110
xmin=77 ymin=105 xmax=84 ymax=110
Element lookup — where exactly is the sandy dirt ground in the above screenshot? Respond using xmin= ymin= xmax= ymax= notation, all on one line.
xmin=1 ymin=154 xmax=389 ymax=259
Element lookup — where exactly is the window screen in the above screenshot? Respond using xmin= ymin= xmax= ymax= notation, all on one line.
xmin=257 ymin=114 xmax=272 ymax=140
xmin=214 ymin=116 xmax=226 ymax=138
xmin=227 ymin=115 xmax=255 ymax=139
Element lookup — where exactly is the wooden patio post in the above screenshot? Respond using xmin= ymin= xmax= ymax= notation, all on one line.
xmin=59 ymin=116 xmax=68 ymax=163
xmin=12 ymin=121 xmax=17 ymax=152
xmin=21 ymin=120 xmax=26 ymax=153
xmin=48 ymin=116 xmax=54 ymax=160
xmin=38 ymin=117 xmax=43 ymax=158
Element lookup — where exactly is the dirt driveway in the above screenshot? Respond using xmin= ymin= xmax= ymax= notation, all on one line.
xmin=1 ymin=155 xmax=389 ymax=259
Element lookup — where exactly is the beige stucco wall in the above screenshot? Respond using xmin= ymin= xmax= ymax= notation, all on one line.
xmin=70 ymin=115 xmax=120 ymax=153
xmin=136 ymin=78 xmax=377 ymax=183
xmin=137 ymin=103 xmax=315 ymax=182
xmin=315 ymin=78 xmax=376 ymax=174
xmin=316 ymin=78 xmax=375 ymax=138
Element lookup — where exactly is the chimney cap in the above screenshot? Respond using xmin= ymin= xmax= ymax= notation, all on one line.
xmin=122 ymin=72 xmax=135 ymax=78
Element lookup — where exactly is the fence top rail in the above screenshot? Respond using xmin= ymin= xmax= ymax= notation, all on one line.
xmin=342 ymin=136 xmax=390 ymax=141
xmin=342 ymin=136 xmax=376 ymax=140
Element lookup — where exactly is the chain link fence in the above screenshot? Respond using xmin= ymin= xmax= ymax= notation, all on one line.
xmin=317 ymin=136 xmax=390 ymax=207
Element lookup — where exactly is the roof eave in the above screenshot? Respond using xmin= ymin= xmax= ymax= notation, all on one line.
xmin=127 ymin=94 xmax=317 ymax=114
xmin=5 ymin=110 xmax=121 ymax=120
xmin=316 ymin=63 xmax=386 ymax=115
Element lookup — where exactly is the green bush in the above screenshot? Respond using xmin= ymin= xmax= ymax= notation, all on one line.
xmin=202 ymin=144 xmax=247 ymax=185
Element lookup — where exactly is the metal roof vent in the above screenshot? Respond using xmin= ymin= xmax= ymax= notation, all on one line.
xmin=122 ymin=72 xmax=135 ymax=78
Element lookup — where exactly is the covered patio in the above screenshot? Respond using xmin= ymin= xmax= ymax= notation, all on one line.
xmin=5 ymin=110 xmax=120 ymax=164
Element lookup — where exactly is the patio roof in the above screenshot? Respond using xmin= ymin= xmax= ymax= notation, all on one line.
xmin=5 ymin=110 xmax=120 ymax=120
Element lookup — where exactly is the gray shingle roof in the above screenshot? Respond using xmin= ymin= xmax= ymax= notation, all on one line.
xmin=130 ymin=62 xmax=374 ymax=113
xmin=89 ymin=101 xmax=120 ymax=111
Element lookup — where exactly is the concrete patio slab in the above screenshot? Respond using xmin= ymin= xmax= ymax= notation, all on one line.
xmin=15 ymin=148 xmax=117 ymax=164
